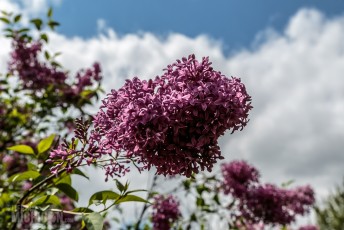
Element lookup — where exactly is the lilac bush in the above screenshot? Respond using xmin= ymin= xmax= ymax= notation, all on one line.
xmin=0 ymin=8 xmax=321 ymax=230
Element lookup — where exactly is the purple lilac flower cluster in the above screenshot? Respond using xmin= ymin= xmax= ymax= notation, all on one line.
xmin=152 ymin=195 xmax=180 ymax=230
xmin=9 ymin=39 xmax=66 ymax=89
xmin=64 ymin=62 xmax=102 ymax=99
xmin=221 ymin=160 xmax=259 ymax=198
xmin=91 ymin=54 xmax=252 ymax=177
xmin=221 ymin=160 xmax=315 ymax=226
xmin=9 ymin=38 xmax=101 ymax=98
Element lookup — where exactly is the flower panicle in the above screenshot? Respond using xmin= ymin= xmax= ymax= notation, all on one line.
xmin=152 ymin=195 xmax=181 ymax=230
xmin=91 ymin=54 xmax=252 ymax=178
xmin=221 ymin=160 xmax=315 ymax=226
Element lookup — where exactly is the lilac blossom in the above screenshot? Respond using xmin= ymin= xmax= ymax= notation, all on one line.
xmin=241 ymin=184 xmax=315 ymax=225
xmin=9 ymin=39 xmax=66 ymax=89
xmin=47 ymin=119 xmax=131 ymax=180
xmin=92 ymin=54 xmax=252 ymax=177
xmin=220 ymin=160 xmax=315 ymax=226
xmin=22 ymin=181 xmax=32 ymax=191
xmin=9 ymin=37 xmax=101 ymax=99
xmin=152 ymin=195 xmax=180 ymax=230
xmin=221 ymin=160 xmax=259 ymax=198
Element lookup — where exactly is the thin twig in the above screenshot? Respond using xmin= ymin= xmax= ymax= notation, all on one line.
xmin=135 ymin=174 xmax=158 ymax=230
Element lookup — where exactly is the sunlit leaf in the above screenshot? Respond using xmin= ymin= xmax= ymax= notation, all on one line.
xmin=8 ymin=171 xmax=40 ymax=183
xmin=54 ymin=173 xmax=72 ymax=186
xmin=7 ymin=145 xmax=34 ymax=155
xmin=37 ymin=134 xmax=55 ymax=154
xmin=83 ymin=212 xmax=104 ymax=230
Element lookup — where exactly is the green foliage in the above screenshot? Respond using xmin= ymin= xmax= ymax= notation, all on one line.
xmin=315 ymin=178 xmax=344 ymax=229
xmin=0 ymin=7 xmax=105 ymax=229
xmin=29 ymin=195 xmax=61 ymax=207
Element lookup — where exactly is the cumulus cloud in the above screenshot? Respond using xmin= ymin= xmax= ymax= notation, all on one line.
xmin=1 ymin=0 xmax=344 ymax=226
xmin=224 ymin=9 xmax=344 ymax=195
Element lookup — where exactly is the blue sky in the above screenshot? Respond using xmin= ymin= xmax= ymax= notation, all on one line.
xmin=51 ymin=0 xmax=344 ymax=50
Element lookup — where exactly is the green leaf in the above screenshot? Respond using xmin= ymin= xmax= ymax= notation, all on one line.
xmin=72 ymin=168 xmax=89 ymax=180
xmin=88 ymin=191 xmax=120 ymax=206
xmin=115 ymin=179 xmax=125 ymax=193
xmin=18 ymin=28 xmax=30 ymax=34
xmin=48 ymin=20 xmax=60 ymax=30
xmin=0 ymin=193 xmax=10 ymax=208
xmin=37 ymin=134 xmax=55 ymax=154
xmin=7 ymin=145 xmax=34 ymax=155
xmin=80 ymin=90 xmax=94 ymax=98
xmin=54 ymin=173 xmax=72 ymax=186
xmin=47 ymin=7 xmax=53 ymax=17
xmin=124 ymin=181 xmax=129 ymax=192
xmin=72 ymin=207 xmax=93 ymax=213
xmin=29 ymin=195 xmax=60 ymax=207
xmin=124 ymin=189 xmax=147 ymax=195
xmin=55 ymin=183 xmax=79 ymax=202
xmin=281 ymin=179 xmax=295 ymax=188
xmin=83 ymin=212 xmax=104 ymax=230
xmin=14 ymin=14 xmax=21 ymax=23
xmin=30 ymin=18 xmax=43 ymax=30
xmin=0 ymin=17 xmax=10 ymax=24
xmin=27 ymin=162 xmax=38 ymax=171
xmin=40 ymin=33 xmax=48 ymax=42
xmin=51 ymin=61 xmax=61 ymax=68
xmin=115 ymin=195 xmax=149 ymax=204
xmin=213 ymin=194 xmax=220 ymax=205
xmin=44 ymin=51 xmax=50 ymax=60
xmin=8 ymin=171 xmax=40 ymax=183
xmin=196 ymin=197 xmax=205 ymax=207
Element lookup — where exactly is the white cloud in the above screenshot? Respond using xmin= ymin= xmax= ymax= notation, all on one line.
xmin=1 ymin=0 xmax=344 ymax=227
